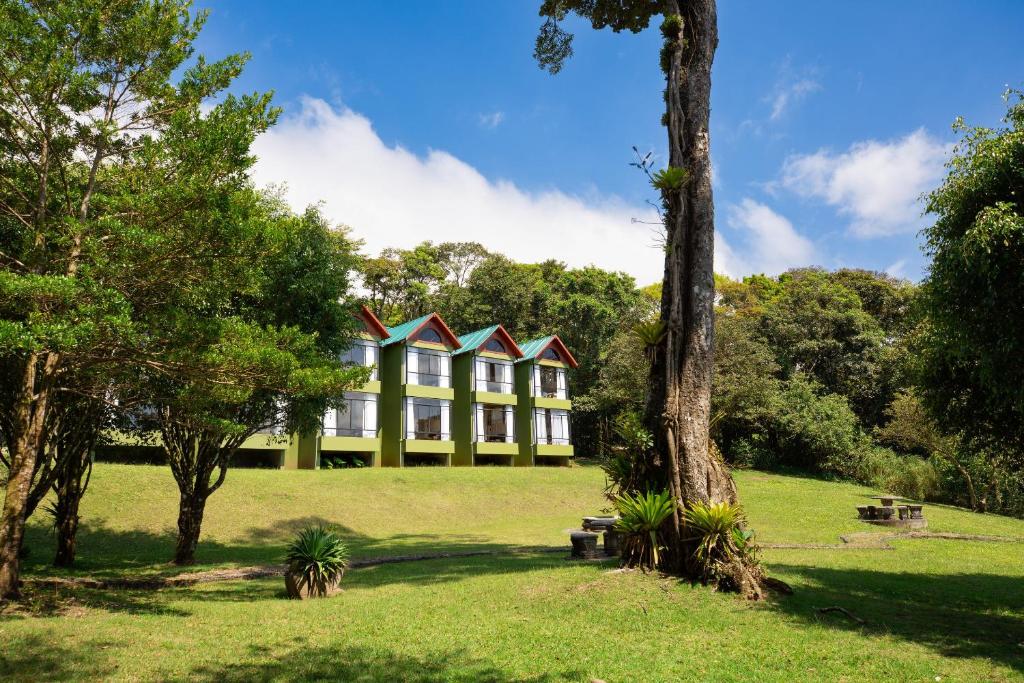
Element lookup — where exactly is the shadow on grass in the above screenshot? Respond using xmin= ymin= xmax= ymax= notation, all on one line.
xmin=20 ymin=515 xmax=551 ymax=579
xmin=0 ymin=633 xmax=119 ymax=681
xmin=769 ymin=563 xmax=1024 ymax=672
xmin=178 ymin=641 xmax=580 ymax=683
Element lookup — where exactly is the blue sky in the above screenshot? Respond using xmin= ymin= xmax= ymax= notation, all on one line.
xmin=194 ymin=1 xmax=1024 ymax=285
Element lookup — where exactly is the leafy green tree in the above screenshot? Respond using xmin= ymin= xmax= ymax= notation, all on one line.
xmin=759 ymin=269 xmax=890 ymax=426
xmin=446 ymin=254 xmax=548 ymax=339
xmin=919 ymin=91 xmax=1024 ymax=455
xmin=710 ymin=315 xmax=781 ymax=452
xmin=0 ymin=0 xmax=277 ymax=598
xmin=135 ymin=199 xmax=368 ymax=565
xmin=361 ymin=243 xmax=446 ymax=325
xmin=830 ymin=269 xmax=917 ymax=336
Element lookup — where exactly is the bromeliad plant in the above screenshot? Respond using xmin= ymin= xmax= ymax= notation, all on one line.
xmin=285 ymin=525 xmax=350 ymax=598
xmin=614 ymin=489 xmax=677 ymax=570
xmin=682 ymin=501 xmax=760 ymax=590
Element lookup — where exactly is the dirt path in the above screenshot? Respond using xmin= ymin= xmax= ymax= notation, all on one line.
xmin=763 ymin=530 xmax=1024 ymax=550
xmin=22 ymin=546 xmax=568 ymax=591
xmin=20 ymin=532 xmax=1022 ymax=592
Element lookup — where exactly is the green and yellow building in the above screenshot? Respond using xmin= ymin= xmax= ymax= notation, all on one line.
xmin=100 ymin=306 xmax=579 ymax=469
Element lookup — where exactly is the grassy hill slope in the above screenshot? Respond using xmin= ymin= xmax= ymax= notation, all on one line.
xmin=5 ymin=464 xmax=1024 ymax=681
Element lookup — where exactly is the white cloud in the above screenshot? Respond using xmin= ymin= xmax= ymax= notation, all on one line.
xmin=885 ymin=258 xmax=908 ymax=280
xmin=477 ymin=111 xmax=505 ymax=129
xmin=724 ymin=199 xmax=818 ymax=276
xmin=780 ymin=129 xmax=950 ymax=237
xmin=252 ymin=97 xmax=669 ymax=283
xmin=769 ymin=78 xmax=821 ymax=121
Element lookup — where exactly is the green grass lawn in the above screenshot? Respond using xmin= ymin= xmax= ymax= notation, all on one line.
xmin=3 ymin=464 xmax=1024 ymax=681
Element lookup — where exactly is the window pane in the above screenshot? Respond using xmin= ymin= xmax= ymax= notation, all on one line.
xmin=540 ymin=366 xmax=559 ymax=397
xmin=412 ymin=399 xmax=444 ymax=440
xmin=482 ymin=404 xmax=508 ymax=442
xmin=418 ymin=328 xmax=442 ymax=343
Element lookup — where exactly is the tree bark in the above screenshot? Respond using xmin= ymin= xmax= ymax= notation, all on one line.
xmin=53 ymin=454 xmax=93 ymax=568
xmin=646 ymin=0 xmax=738 ymax=572
xmin=173 ymin=491 xmax=208 ymax=566
xmin=0 ymin=353 xmax=58 ymax=599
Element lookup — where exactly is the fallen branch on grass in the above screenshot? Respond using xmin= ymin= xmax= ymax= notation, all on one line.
xmin=817 ymin=606 xmax=866 ymax=625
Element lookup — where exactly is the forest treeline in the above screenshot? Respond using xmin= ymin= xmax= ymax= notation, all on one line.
xmin=360 ymin=245 xmax=1022 ymax=518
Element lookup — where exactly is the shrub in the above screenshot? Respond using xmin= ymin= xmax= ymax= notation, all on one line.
xmin=850 ymin=444 xmax=941 ymax=500
xmin=285 ymin=525 xmax=350 ymax=597
xmin=599 ymin=411 xmax=661 ymax=498
xmin=726 ymin=435 xmax=776 ymax=470
xmin=614 ymin=489 xmax=676 ymax=570
xmin=683 ymin=501 xmax=759 ymax=587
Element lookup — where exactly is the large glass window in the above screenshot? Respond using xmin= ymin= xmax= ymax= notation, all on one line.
xmin=475 ymin=358 xmax=513 ymax=394
xmin=477 ymin=403 xmax=514 ymax=442
xmin=406 ymin=397 xmax=450 ymax=440
xmin=339 ymin=340 xmax=378 ymax=380
xmin=485 ymin=338 xmax=506 ymax=353
xmin=407 ymin=348 xmax=449 ymax=387
xmin=323 ymin=392 xmax=377 ymax=437
xmin=534 ymin=408 xmax=570 ymax=445
xmin=539 ymin=366 xmax=562 ymax=398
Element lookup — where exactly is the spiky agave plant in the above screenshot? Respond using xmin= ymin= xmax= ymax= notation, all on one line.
xmin=683 ymin=501 xmax=758 ymax=585
xmin=285 ymin=525 xmax=350 ymax=597
xmin=614 ymin=489 xmax=676 ymax=570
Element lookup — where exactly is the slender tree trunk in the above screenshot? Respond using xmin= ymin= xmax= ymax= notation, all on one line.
xmin=646 ymin=0 xmax=739 ymax=571
xmin=163 ymin=426 xmax=238 ymax=566
xmin=174 ymin=491 xmax=208 ymax=565
xmin=53 ymin=455 xmax=92 ymax=568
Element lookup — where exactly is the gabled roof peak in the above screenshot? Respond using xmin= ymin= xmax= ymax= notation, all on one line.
xmin=453 ymin=324 xmax=524 ymax=358
xmin=516 ymin=335 xmax=579 ymax=368
xmin=358 ymin=305 xmax=390 ymax=339
xmin=382 ymin=312 xmax=462 ymax=349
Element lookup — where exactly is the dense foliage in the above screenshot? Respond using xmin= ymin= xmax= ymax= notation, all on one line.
xmin=0 ymin=0 xmax=368 ymax=586
xmin=359 ymin=235 xmax=1022 ymax=516
xmin=917 ymin=91 xmax=1024 ymax=514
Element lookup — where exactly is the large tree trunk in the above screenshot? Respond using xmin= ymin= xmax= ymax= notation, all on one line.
xmin=646 ymin=0 xmax=739 ymax=572
xmin=0 ymin=353 xmax=58 ymax=599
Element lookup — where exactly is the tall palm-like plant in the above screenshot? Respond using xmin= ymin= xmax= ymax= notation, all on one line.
xmin=614 ymin=489 xmax=677 ymax=570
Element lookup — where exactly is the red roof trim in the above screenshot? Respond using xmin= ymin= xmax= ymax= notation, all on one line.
xmin=409 ymin=313 xmax=463 ymax=349
xmin=358 ymin=305 xmax=390 ymax=339
xmin=541 ymin=335 xmax=579 ymax=368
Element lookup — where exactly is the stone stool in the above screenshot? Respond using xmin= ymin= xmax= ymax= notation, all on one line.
xmin=570 ymin=531 xmax=600 ymax=560
xmin=603 ymin=529 xmax=623 ymax=557
xmin=877 ymin=506 xmax=895 ymax=521
xmin=908 ymin=504 xmax=924 ymax=519
xmin=856 ymin=506 xmax=869 ymax=520
xmin=897 ymin=505 xmax=910 ymax=520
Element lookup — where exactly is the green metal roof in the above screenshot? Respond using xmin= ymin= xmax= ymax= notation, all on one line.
xmin=381 ymin=313 xmax=433 ymax=346
xmin=453 ymin=325 xmax=499 ymax=356
xmin=516 ymin=335 xmax=554 ymax=362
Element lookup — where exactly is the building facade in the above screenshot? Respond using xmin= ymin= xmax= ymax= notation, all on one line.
xmin=101 ymin=307 xmax=578 ymax=469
